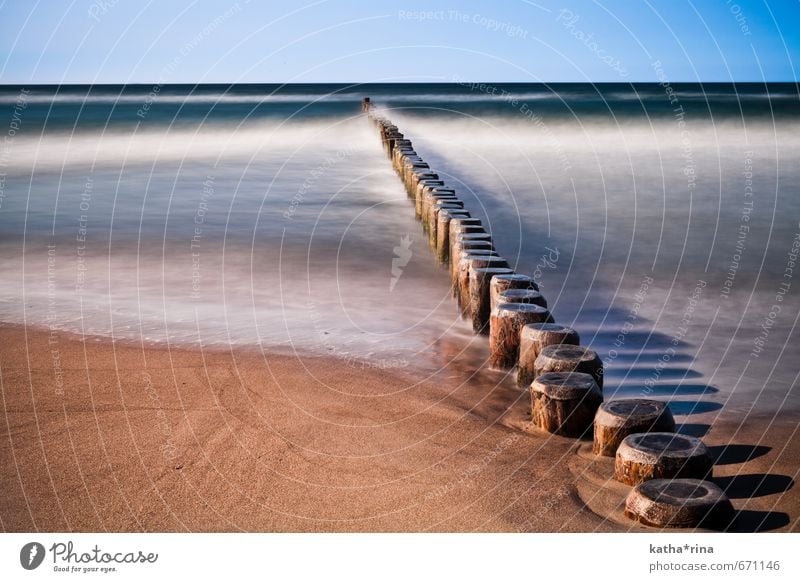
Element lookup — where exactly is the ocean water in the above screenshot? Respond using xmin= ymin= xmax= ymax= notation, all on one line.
xmin=1 ymin=83 xmax=798 ymax=418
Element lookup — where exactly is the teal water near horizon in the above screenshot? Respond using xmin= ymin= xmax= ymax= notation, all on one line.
xmin=0 ymin=83 xmax=798 ymax=420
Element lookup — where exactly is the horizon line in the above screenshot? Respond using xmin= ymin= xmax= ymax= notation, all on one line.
xmin=1 ymin=80 xmax=798 ymax=87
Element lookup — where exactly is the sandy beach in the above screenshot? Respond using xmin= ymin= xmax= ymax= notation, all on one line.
xmin=1 ymin=324 xmax=796 ymax=532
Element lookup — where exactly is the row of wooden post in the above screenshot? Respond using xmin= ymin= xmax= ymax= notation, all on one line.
xmin=365 ymin=100 xmax=733 ymax=530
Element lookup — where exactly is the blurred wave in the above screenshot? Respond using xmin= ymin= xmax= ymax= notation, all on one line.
xmin=0 ymin=83 xmax=797 ymax=414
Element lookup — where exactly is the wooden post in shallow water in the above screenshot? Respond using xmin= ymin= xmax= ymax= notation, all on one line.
xmin=394 ymin=151 xmax=418 ymax=175
xmin=394 ymin=150 xmax=420 ymax=172
xmin=415 ymin=180 xmax=444 ymax=207
xmin=450 ymin=243 xmax=494 ymax=291
xmin=469 ymin=266 xmax=515 ymax=334
xmin=369 ymin=112 xmax=576 ymax=361
xmin=451 ymin=229 xmax=489 ymax=250
xmin=490 ymin=273 xmax=539 ymax=312
xmin=383 ymin=133 xmax=401 ymax=157
xmin=448 ymin=218 xmax=483 ymax=253
xmin=530 ymin=372 xmax=602 ymax=437
xmin=451 ymin=244 xmax=494 ymax=280
xmin=429 ymin=201 xmax=464 ymax=248
xmin=392 ymin=152 xmax=415 ymax=175
xmin=448 ymin=217 xmax=482 ymax=244
xmin=422 ymin=190 xmax=457 ymax=226
xmin=450 ymin=232 xmax=490 ymax=287
xmin=489 ymin=303 xmax=553 ymax=369
xmin=517 ymin=323 xmax=580 ymax=388
xmin=450 ymin=231 xmax=491 ymax=281
xmin=410 ymin=171 xmax=439 ymax=198
xmin=403 ymin=160 xmax=430 ymax=191
xmin=383 ymin=130 xmax=403 ymax=157
xmin=423 ymin=193 xmax=459 ymax=232
xmin=497 ymin=288 xmax=548 ymax=308
xmin=614 ymin=432 xmax=713 ymax=486
xmin=593 ymin=399 xmax=676 ymax=457
xmin=459 ymin=240 xmax=494 ymax=252
xmin=458 ymin=254 xmax=509 ymax=315
xmin=534 ymin=344 xmax=604 ymax=389
xmin=394 ymin=138 xmax=412 ymax=151
xmin=418 ymin=186 xmax=454 ymax=219
xmin=436 ymin=210 xmax=471 ymax=263
xmin=625 ymin=479 xmax=734 ymax=529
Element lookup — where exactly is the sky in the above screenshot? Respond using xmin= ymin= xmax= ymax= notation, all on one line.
xmin=0 ymin=0 xmax=798 ymax=84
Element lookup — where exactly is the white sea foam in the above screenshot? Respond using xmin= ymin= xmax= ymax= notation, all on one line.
xmin=1 ymin=100 xmax=798 ymax=412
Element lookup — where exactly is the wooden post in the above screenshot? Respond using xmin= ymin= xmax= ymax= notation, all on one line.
xmin=489 ymin=303 xmax=553 ymax=368
xmin=490 ymin=273 xmax=539 ymax=312
xmin=414 ymin=180 xmax=444 ymax=208
xmin=404 ymin=161 xmax=430 ymax=191
xmin=614 ymin=432 xmax=713 ymax=486
xmin=396 ymin=151 xmax=421 ymax=170
xmin=436 ymin=210 xmax=472 ymax=264
xmin=448 ymin=220 xmax=484 ymax=257
xmin=460 ymin=240 xmax=494 ymax=252
xmin=451 ymin=247 xmax=495 ymax=289
xmin=458 ymin=255 xmax=509 ymax=314
xmin=593 ymin=399 xmax=676 ymax=457
xmin=422 ymin=191 xmax=457 ymax=227
xmin=450 ymin=233 xmax=491 ymax=288
xmin=451 ymin=231 xmax=491 ymax=255
xmin=534 ymin=344 xmax=604 ymax=389
xmin=383 ymin=131 xmax=404 ymax=157
xmin=410 ymin=172 xmax=439 ymax=198
xmin=393 ymin=151 xmax=415 ymax=173
xmin=517 ymin=323 xmax=580 ymax=388
xmin=415 ymin=179 xmax=443 ymax=203
xmin=468 ymin=266 xmax=515 ymax=334
xmin=497 ymin=288 xmax=548 ymax=308
xmin=530 ymin=372 xmax=603 ymax=437
xmin=450 ymin=232 xmax=491 ymax=279
xmin=625 ymin=479 xmax=734 ymax=529
xmin=400 ymin=157 xmax=426 ymax=184
xmin=448 ymin=218 xmax=483 ymax=247
xmin=394 ymin=151 xmax=417 ymax=174
xmin=394 ymin=139 xmax=412 ymax=150
xmin=423 ymin=194 xmax=459 ymax=232
xmin=418 ymin=186 xmax=454 ymax=219
xmin=429 ymin=202 xmax=464 ymax=248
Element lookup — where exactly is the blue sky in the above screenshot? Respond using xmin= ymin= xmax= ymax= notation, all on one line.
xmin=0 ymin=0 xmax=798 ymax=83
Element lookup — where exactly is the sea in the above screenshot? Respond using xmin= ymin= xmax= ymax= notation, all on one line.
xmin=0 ymin=82 xmax=798 ymax=420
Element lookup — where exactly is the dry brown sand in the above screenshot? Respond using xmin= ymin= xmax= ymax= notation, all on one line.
xmin=1 ymin=324 xmax=797 ymax=532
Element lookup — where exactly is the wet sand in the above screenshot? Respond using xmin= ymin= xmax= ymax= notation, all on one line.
xmin=0 ymin=324 xmax=797 ymax=532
